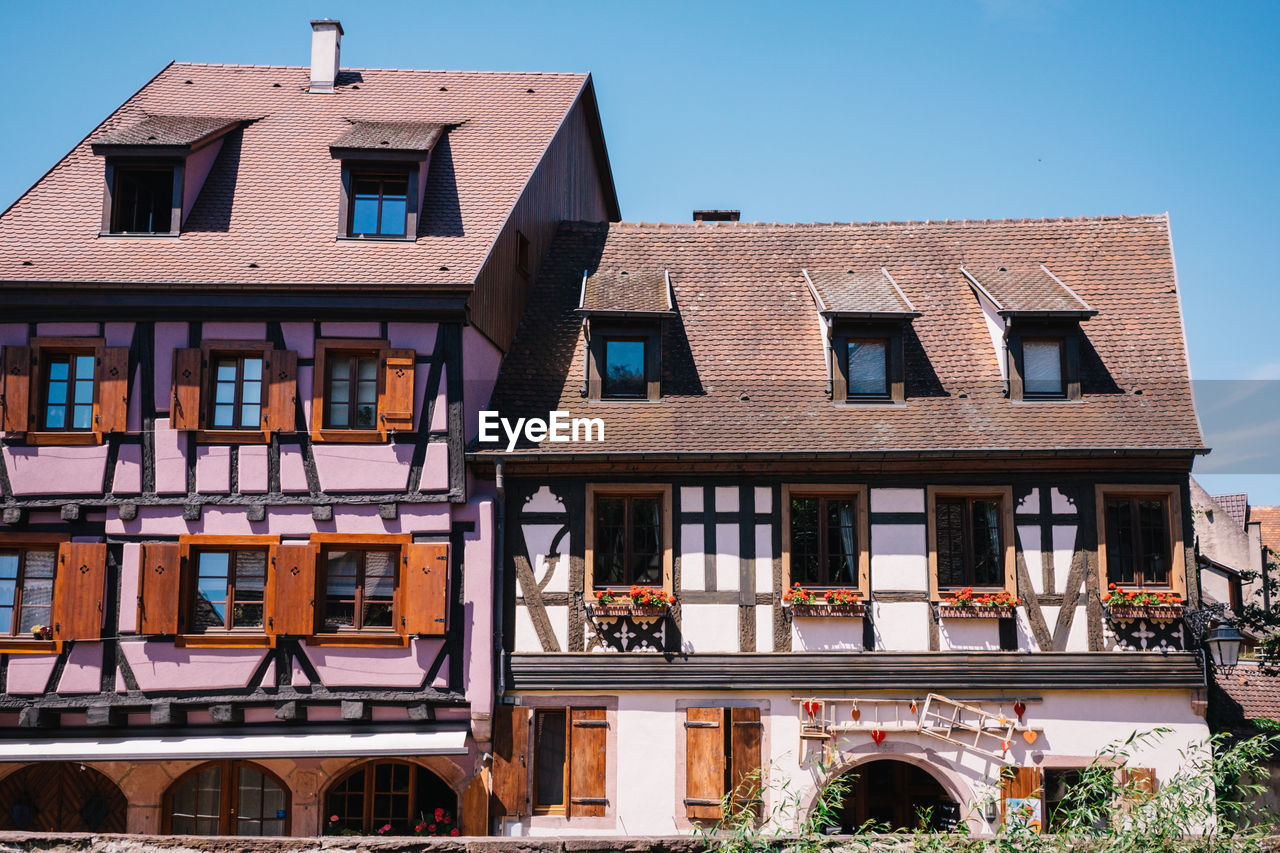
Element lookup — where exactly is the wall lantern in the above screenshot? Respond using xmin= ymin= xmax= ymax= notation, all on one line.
xmin=1205 ymin=623 xmax=1243 ymax=674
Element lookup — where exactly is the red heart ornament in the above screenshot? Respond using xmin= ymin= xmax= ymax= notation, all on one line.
xmin=1013 ymin=701 xmax=1027 ymax=720
xmin=910 ymin=700 xmax=918 ymax=714
xmin=871 ymin=730 xmax=886 ymax=746
xmin=803 ymin=701 xmax=819 ymax=718
xmin=850 ymin=707 xmax=861 ymax=721
xmin=1022 ymin=730 xmax=1039 ymax=745
xmin=1001 ymin=740 xmax=1011 ymax=753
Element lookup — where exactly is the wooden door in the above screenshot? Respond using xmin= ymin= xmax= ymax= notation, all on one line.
xmin=0 ymin=763 xmax=126 ymax=832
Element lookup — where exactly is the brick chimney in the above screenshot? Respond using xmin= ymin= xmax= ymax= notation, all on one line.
xmin=309 ymin=19 xmax=343 ymax=94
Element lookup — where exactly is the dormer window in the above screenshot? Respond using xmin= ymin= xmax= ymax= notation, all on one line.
xmin=110 ymin=167 xmax=176 ymax=234
xmin=578 ymin=269 xmax=676 ymax=402
xmin=349 ymin=172 xmax=409 ymax=237
xmin=330 ymin=121 xmax=444 ymax=241
xmin=804 ymin=268 xmax=919 ymax=405
xmin=1021 ymin=336 xmax=1066 ymax=398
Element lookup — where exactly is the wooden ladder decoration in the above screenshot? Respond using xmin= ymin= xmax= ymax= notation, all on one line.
xmin=917 ymin=693 xmax=1016 ymax=763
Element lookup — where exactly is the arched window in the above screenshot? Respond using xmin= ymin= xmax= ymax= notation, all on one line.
xmin=325 ymin=760 xmax=457 ymax=835
xmin=835 ymin=759 xmax=958 ymax=832
xmin=0 ymin=763 xmax=125 ymax=832
xmin=165 ymin=761 xmax=289 ymax=836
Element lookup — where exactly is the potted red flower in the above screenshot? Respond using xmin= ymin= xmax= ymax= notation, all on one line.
xmin=938 ymin=587 xmax=1021 ymax=618
xmin=592 ymin=585 xmax=675 ymax=617
xmin=782 ymin=584 xmax=865 ymax=617
xmin=413 ymin=807 xmax=461 ymax=837
xmin=1103 ymin=585 xmax=1183 ymax=621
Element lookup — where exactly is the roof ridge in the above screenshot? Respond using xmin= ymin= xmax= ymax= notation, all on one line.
xmin=601 ymin=213 xmax=1169 ymax=231
xmin=170 ymin=61 xmax=587 ymax=77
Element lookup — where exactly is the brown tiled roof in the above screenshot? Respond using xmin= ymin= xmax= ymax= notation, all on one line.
xmin=1249 ymin=506 xmax=1280 ymax=556
xmin=93 ymin=114 xmax=246 ymax=148
xmin=964 ymin=263 xmax=1093 ymax=315
xmin=330 ymin=120 xmax=445 ymax=152
xmin=484 ymin=215 xmax=1204 ymax=456
xmin=580 ymin=269 xmax=671 ymax=313
xmin=1211 ymin=662 xmax=1280 ymax=724
xmin=0 ymin=62 xmax=596 ymax=286
xmin=805 ymin=268 xmax=916 ymax=316
xmin=1214 ymin=493 xmax=1250 ymax=527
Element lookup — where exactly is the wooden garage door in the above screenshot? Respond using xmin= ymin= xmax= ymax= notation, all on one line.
xmin=0 ymin=763 xmax=127 ymax=832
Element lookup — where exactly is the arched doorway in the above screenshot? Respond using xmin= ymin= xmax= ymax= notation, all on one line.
xmin=164 ymin=760 xmax=289 ymax=835
xmin=835 ymin=759 xmax=959 ymax=832
xmin=325 ymin=760 xmax=458 ymax=836
xmin=0 ymin=763 xmax=126 ymax=832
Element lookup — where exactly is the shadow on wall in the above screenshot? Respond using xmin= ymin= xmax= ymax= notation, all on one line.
xmin=422 ymin=135 xmax=464 ymax=238
xmin=183 ymin=128 xmax=246 ymax=234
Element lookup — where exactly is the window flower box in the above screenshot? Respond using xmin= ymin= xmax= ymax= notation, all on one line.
xmin=938 ymin=587 xmax=1020 ymax=619
xmin=1103 ymin=586 xmax=1183 ymax=621
xmin=783 ymin=585 xmax=865 ymax=617
xmin=590 ymin=586 xmax=674 ymax=618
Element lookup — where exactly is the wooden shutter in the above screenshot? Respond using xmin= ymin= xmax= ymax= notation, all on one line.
xmin=1000 ymin=765 xmax=1043 ymax=833
xmin=459 ymin=768 xmax=490 ymax=836
xmin=263 ymin=349 xmax=298 ymax=433
xmin=491 ymin=705 xmax=530 ymax=820
xmin=97 ymin=346 xmax=130 ymax=434
xmin=381 ymin=348 xmax=415 ymax=433
xmin=729 ymin=707 xmax=763 ymax=820
xmin=685 ymin=707 xmax=726 ymax=820
xmin=1120 ymin=767 xmax=1157 ymax=804
xmin=52 ymin=542 xmax=107 ymax=641
xmin=568 ymin=708 xmax=608 ymax=817
xmin=138 ymin=542 xmax=183 ymax=635
xmin=1 ymin=345 xmax=31 ymax=433
xmin=268 ymin=543 xmax=316 ymax=636
xmin=170 ymin=348 xmax=202 ymax=430
xmin=401 ymin=543 xmax=448 ymax=636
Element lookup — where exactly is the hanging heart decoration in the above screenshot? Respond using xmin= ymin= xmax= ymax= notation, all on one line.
xmin=851 ymin=706 xmax=861 ymax=721
xmin=1000 ymin=740 xmax=1011 ymax=754
xmin=998 ymin=715 xmax=1009 ymax=726
xmin=871 ymin=729 xmax=886 ymax=746
xmin=910 ymin=700 xmax=918 ymax=714
xmin=803 ymin=700 xmax=820 ymax=718
xmin=1013 ymin=701 xmax=1027 ymax=721
xmin=1022 ymin=730 xmax=1039 ymax=745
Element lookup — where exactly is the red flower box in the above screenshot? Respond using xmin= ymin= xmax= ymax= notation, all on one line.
xmin=590 ymin=603 xmax=670 ymax=618
xmin=1106 ymin=604 xmax=1184 ymax=622
xmin=938 ymin=605 xmax=1017 ymax=619
xmin=591 ymin=586 xmax=674 ymax=618
xmin=782 ymin=584 xmax=863 ymax=616
xmin=790 ymin=602 xmax=867 ymax=618
xmin=1102 ymin=586 xmax=1183 ymax=622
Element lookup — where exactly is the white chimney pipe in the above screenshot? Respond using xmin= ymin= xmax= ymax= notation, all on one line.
xmin=309 ymin=19 xmax=343 ymax=94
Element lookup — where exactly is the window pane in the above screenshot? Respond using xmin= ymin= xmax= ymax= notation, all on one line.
xmin=825 ymin=498 xmax=857 ymax=585
xmin=847 ymin=340 xmax=888 ymax=396
xmin=357 ymin=357 xmax=378 ymax=381
xmin=216 ymin=361 xmax=238 ymax=383
xmin=379 ymin=197 xmax=408 ymax=236
xmin=240 ymin=403 xmax=260 ymax=427
xmin=44 ymin=405 xmax=65 ymax=428
xmin=1105 ymin=499 xmax=1136 ymax=585
xmin=324 ymin=551 xmax=358 ymax=629
xmin=329 ymin=403 xmax=350 ymax=428
xmin=113 ymin=169 xmax=173 ymax=233
xmin=352 ymin=196 xmax=381 ymax=235
xmin=1024 ymin=339 xmax=1064 ymax=395
xmin=24 ymin=550 xmax=55 ymax=579
xmin=1138 ymin=498 xmax=1169 ymax=585
xmin=935 ymin=499 xmax=965 ymax=588
xmin=46 ymin=379 xmax=67 ymax=405
xmin=594 ymin=497 xmax=626 ymax=587
xmin=242 ymin=358 xmax=262 ymax=382
xmin=48 ymin=360 xmax=69 ymax=382
xmin=195 ymin=552 xmax=230 ymax=630
xmin=362 ymin=551 xmax=396 ymax=628
xmin=790 ymin=497 xmax=820 ymax=585
xmin=630 ymin=497 xmax=662 ymax=585
xmin=233 ymin=551 xmax=266 ymax=629
xmin=535 ymin=710 xmax=567 ymax=807
xmin=970 ymin=499 xmax=1002 ymax=586
xmin=603 ymin=340 xmax=646 ymax=398
xmin=72 ymin=404 xmax=94 ymax=430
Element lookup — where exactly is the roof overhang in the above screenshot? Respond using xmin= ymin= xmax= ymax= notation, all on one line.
xmin=91 ymin=116 xmax=249 ymax=158
xmin=0 ymin=725 xmax=468 ymax=762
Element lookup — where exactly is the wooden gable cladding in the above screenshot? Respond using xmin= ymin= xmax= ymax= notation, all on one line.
xmin=139 ymin=542 xmax=183 ymax=635
xmin=311 ymin=339 xmax=418 ymax=442
xmin=402 ymin=543 xmax=449 ymax=635
xmin=1 ymin=344 xmax=31 ymax=433
xmin=170 ymin=344 xmax=297 ymax=439
xmin=268 ymin=542 xmax=318 ymax=636
xmin=52 ymin=542 xmax=107 ymax=641
xmin=491 ymin=705 xmax=531 ymax=821
xmin=684 ymin=707 xmax=763 ymax=822
xmin=1000 ymin=765 xmax=1043 ymax=832
xmin=568 ymin=707 xmax=609 ymax=817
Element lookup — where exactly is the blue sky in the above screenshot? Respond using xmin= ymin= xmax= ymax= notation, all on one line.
xmin=2 ymin=0 xmax=1277 ymax=499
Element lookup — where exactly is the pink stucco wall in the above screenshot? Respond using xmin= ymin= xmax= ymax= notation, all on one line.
xmin=6 ymin=655 xmax=58 ymax=694
xmin=240 ymin=445 xmax=269 ymax=492
xmin=312 ymin=443 xmax=413 ymax=492
xmin=119 ymin=543 xmax=140 ymax=633
xmin=308 ymin=639 xmax=445 ymax=688
xmin=462 ymin=499 xmax=494 ymax=711
xmin=108 ymin=503 xmax=451 ymax=538
xmin=202 ymin=322 xmax=266 ymax=340
xmin=153 ymin=322 xmax=188 ymax=412
xmin=196 ymin=445 xmax=231 ymax=494
xmin=388 ymin=322 xmax=437 ymax=354
xmin=320 ymin=322 xmax=381 ymax=338
xmin=280 ymin=445 xmax=309 ymax=492
xmin=280 ymin=322 xmax=314 ymax=358
xmin=56 ymin=642 xmax=104 ymax=693
xmin=463 ymin=327 xmax=503 ymax=443
xmin=153 ymin=419 xmax=187 ymax=494
xmin=104 ymin=322 xmax=135 ymax=347
xmin=3 ymin=445 xmax=106 ymax=495
xmin=113 ymin=444 xmax=142 ymax=494
xmin=37 ymin=322 xmax=99 ymax=337
xmin=121 ymin=643 xmax=267 ymax=691
xmin=0 ymin=324 xmax=26 ymax=347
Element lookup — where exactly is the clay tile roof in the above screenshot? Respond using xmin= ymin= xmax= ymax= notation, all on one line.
xmin=964 ymin=263 xmax=1094 ymax=316
xmin=1213 ymin=493 xmax=1250 ymax=527
xmin=483 ymin=216 xmax=1204 ymax=456
xmin=1249 ymin=506 xmax=1280 ymax=555
xmin=93 ymin=114 xmax=244 ymax=148
xmin=805 ymin=267 xmax=917 ymax=317
xmin=580 ymin=269 xmax=671 ymax=314
xmin=0 ymin=62 xmax=607 ymax=288
xmin=1211 ymin=662 xmax=1280 ymax=725
xmin=330 ymin=120 xmax=445 ymax=152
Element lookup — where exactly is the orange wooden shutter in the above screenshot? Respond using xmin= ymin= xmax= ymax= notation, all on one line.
xmin=139 ymin=542 xmax=183 ymax=635
xmin=1000 ymin=765 xmax=1043 ymax=833
xmin=459 ymin=768 xmax=490 ymax=836
xmin=685 ymin=707 xmax=726 ymax=820
xmin=53 ymin=542 xmax=107 ymax=641
xmin=170 ymin=348 xmax=202 ymax=430
xmin=97 ymin=346 xmax=130 ymax=434
xmin=268 ymin=542 xmax=316 ymax=636
xmin=491 ymin=705 xmax=530 ymax=820
xmin=1120 ymin=767 xmax=1157 ymax=803
xmin=568 ymin=707 xmax=608 ymax=817
xmin=401 ymin=543 xmax=448 ymax=635
xmin=729 ymin=707 xmax=763 ymax=820
xmin=1 ymin=345 xmax=32 ymax=433
xmin=263 ymin=349 xmax=297 ymax=433
xmin=381 ymin=348 xmax=415 ymax=432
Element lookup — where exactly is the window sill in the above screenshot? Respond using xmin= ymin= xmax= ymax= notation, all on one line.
xmin=98 ymin=231 xmax=180 ymax=239
xmin=194 ymin=429 xmax=271 ymax=445
xmin=311 ymin=429 xmax=387 ymax=444
xmin=336 ymin=235 xmax=416 ymax=243
xmin=836 ymin=399 xmax=905 ymax=408
xmin=176 ymin=634 xmax=275 ymax=648
xmin=1010 ymin=398 xmax=1085 ymax=405
xmin=0 ymin=640 xmax=60 ymax=654
xmin=305 ymin=633 xmax=409 ymax=648
xmin=24 ymin=431 xmax=104 ymax=446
